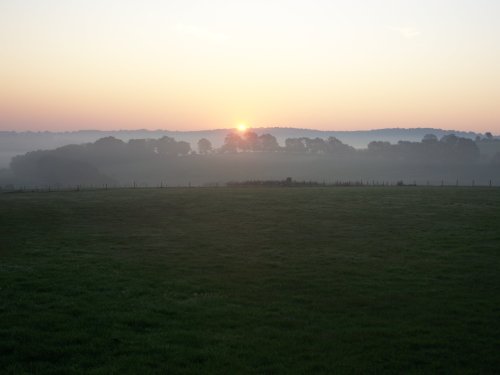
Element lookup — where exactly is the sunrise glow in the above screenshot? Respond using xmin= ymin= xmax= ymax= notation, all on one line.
xmin=0 ymin=1 xmax=499 ymax=133
xmin=237 ymin=124 xmax=248 ymax=133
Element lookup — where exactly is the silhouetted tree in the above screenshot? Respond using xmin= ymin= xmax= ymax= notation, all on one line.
xmin=221 ymin=132 xmax=241 ymax=153
xmin=326 ymin=137 xmax=355 ymax=154
xmin=367 ymin=141 xmax=392 ymax=156
xmin=156 ymin=136 xmax=177 ymax=155
xmin=128 ymin=138 xmax=155 ymax=157
xmin=197 ymin=138 xmax=213 ymax=155
xmin=285 ymin=138 xmax=307 ymax=153
xmin=239 ymin=131 xmax=260 ymax=151
xmin=36 ymin=155 xmax=112 ymax=185
xmin=454 ymin=137 xmax=479 ymax=161
xmin=156 ymin=136 xmax=191 ymax=156
xmin=422 ymin=134 xmax=438 ymax=143
xmin=175 ymin=141 xmax=191 ymax=156
xmin=10 ymin=151 xmax=112 ymax=186
xmin=219 ymin=132 xmax=280 ymax=152
xmin=94 ymin=136 xmax=124 ymax=149
xmin=439 ymin=134 xmax=479 ymax=161
xmin=440 ymin=134 xmax=459 ymax=145
xmin=92 ymin=137 xmax=125 ymax=157
xmin=259 ymin=134 xmax=280 ymax=152
xmin=304 ymin=138 xmax=328 ymax=154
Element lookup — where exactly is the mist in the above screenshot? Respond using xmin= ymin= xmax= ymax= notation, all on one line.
xmin=1 ymin=129 xmax=499 ymax=189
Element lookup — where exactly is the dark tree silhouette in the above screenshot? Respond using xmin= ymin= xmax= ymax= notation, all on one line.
xmin=285 ymin=138 xmax=307 ymax=153
xmin=367 ymin=141 xmax=392 ymax=156
xmin=128 ymin=138 xmax=155 ymax=157
xmin=422 ymin=134 xmax=438 ymax=143
xmin=326 ymin=137 xmax=355 ymax=154
xmin=156 ymin=136 xmax=177 ymax=156
xmin=221 ymin=132 xmax=241 ymax=153
xmin=156 ymin=136 xmax=191 ymax=156
xmin=197 ymin=138 xmax=213 ymax=155
xmin=11 ymin=152 xmax=112 ymax=186
xmin=175 ymin=141 xmax=191 ymax=156
xmin=304 ymin=138 xmax=328 ymax=154
xmin=284 ymin=137 xmax=354 ymax=155
xmin=239 ymin=131 xmax=259 ymax=151
xmin=259 ymin=134 xmax=280 ymax=152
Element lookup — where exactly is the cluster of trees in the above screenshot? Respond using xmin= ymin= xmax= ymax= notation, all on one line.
xmin=205 ymin=131 xmax=355 ymax=155
xmin=227 ymin=178 xmax=325 ymax=188
xmin=284 ymin=136 xmax=354 ymax=154
xmin=95 ymin=136 xmax=191 ymax=158
xmin=215 ymin=130 xmax=481 ymax=162
xmin=9 ymin=136 xmax=192 ymax=186
xmin=5 ymin=130 xmax=496 ymax=187
xmin=10 ymin=151 xmax=112 ymax=186
xmin=366 ymin=134 xmax=480 ymax=162
xmin=219 ymin=132 xmax=281 ymax=152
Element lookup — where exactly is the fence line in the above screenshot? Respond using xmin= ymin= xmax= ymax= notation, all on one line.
xmin=1 ymin=178 xmax=499 ymax=193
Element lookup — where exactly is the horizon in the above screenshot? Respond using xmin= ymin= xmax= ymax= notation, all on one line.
xmin=1 ymin=1 xmax=500 ymax=133
xmin=0 ymin=125 xmax=490 ymax=136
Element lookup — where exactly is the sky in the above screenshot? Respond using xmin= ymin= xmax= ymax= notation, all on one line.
xmin=1 ymin=0 xmax=499 ymax=133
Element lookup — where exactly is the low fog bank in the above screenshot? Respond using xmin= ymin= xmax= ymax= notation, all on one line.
xmin=1 ymin=131 xmax=499 ymax=189
xmin=0 ymin=127 xmax=489 ymax=168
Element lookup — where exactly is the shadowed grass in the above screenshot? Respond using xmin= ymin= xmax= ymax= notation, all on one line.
xmin=1 ymin=187 xmax=499 ymax=374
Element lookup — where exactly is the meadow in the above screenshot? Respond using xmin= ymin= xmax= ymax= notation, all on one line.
xmin=1 ymin=187 xmax=499 ymax=374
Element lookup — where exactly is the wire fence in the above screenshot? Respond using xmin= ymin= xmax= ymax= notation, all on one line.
xmin=1 ymin=178 xmax=498 ymax=193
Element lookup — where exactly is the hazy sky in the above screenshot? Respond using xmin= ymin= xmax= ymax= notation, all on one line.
xmin=1 ymin=0 xmax=499 ymax=132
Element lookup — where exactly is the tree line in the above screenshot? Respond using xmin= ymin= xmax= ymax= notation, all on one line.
xmin=4 ymin=130 xmax=499 ymax=187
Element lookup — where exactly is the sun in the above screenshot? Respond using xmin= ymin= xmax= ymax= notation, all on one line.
xmin=237 ymin=123 xmax=248 ymax=132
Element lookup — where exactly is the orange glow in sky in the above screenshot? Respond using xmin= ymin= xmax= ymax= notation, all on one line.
xmin=1 ymin=1 xmax=499 ymax=133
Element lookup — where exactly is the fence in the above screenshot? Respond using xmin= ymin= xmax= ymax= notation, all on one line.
xmin=1 ymin=178 xmax=498 ymax=193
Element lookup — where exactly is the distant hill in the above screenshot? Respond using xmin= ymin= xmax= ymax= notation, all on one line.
xmin=0 ymin=127 xmax=491 ymax=168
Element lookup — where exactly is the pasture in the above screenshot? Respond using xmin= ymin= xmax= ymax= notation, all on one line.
xmin=1 ymin=187 xmax=499 ymax=374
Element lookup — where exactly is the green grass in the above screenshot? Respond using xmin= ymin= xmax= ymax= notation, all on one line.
xmin=1 ymin=187 xmax=499 ymax=374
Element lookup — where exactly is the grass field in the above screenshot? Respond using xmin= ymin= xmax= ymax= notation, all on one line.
xmin=1 ymin=187 xmax=499 ymax=374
